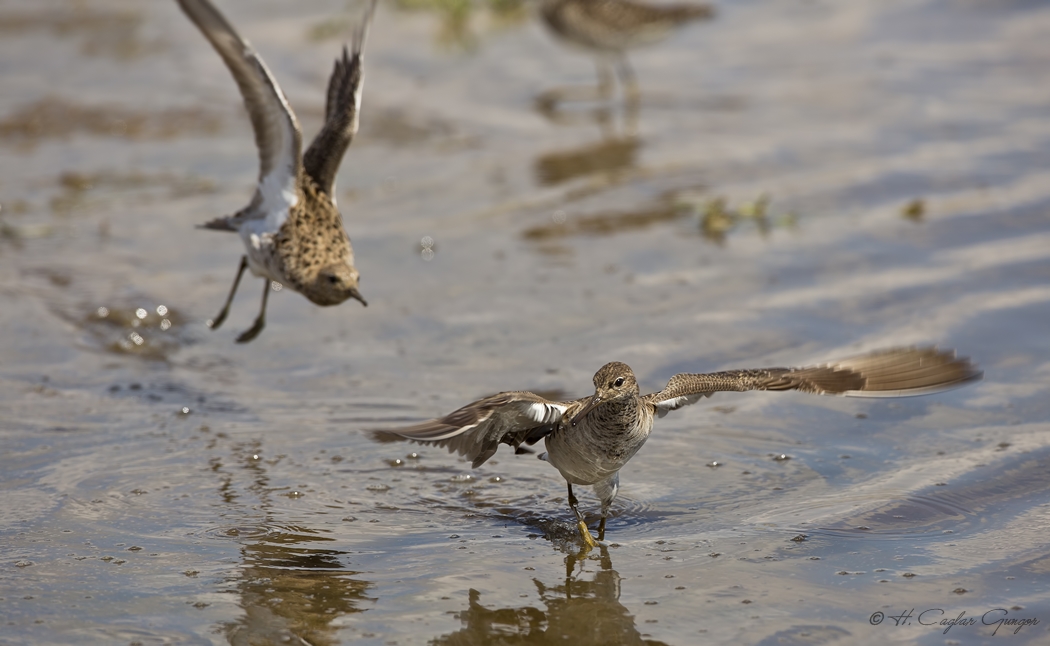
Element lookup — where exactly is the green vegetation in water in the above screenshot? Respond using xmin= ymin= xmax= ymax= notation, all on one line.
xmin=901 ymin=197 xmax=925 ymax=222
xmin=685 ymin=194 xmax=797 ymax=245
xmin=310 ymin=0 xmax=528 ymax=50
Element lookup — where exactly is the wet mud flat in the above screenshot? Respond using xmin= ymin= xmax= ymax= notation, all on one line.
xmin=2 ymin=0 xmax=1050 ymax=644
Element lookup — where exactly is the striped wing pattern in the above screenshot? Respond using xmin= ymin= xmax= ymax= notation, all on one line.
xmin=303 ymin=0 xmax=378 ymax=197
xmin=383 ymin=392 xmax=573 ymax=468
xmin=645 ymin=347 xmax=981 ymax=417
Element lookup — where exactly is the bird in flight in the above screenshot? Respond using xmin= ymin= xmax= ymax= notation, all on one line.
xmin=380 ymin=347 xmax=981 ymax=547
xmin=176 ymin=0 xmax=375 ymax=342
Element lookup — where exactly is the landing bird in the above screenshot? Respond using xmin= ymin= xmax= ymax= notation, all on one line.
xmin=177 ymin=0 xmax=375 ymax=343
xmin=381 ymin=347 xmax=981 ymax=547
xmin=537 ymin=0 xmax=714 ymax=106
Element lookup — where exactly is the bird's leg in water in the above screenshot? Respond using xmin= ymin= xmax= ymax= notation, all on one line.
xmin=567 ymin=483 xmax=597 ymax=548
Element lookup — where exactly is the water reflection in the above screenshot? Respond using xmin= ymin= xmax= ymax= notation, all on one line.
xmin=534 ymin=104 xmax=640 ymax=186
xmin=0 ymin=97 xmax=220 ymax=146
xmin=433 ymin=545 xmax=668 ymax=646
xmin=225 ymin=538 xmax=373 ymax=646
xmin=206 ymin=440 xmax=374 ymax=645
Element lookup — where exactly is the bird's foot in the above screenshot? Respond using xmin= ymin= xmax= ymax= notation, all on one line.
xmin=576 ymin=520 xmax=597 ymax=549
xmin=207 ymin=308 xmax=229 ymax=331
xmin=235 ymin=319 xmax=265 ymax=343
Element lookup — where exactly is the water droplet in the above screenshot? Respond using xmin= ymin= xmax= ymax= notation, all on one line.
xmin=156 ymin=305 xmax=168 ymax=316
xmin=706 ymin=461 xmax=721 ymax=468
xmin=135 ymin=308 xmax=147 ymax=319
xmin=160 ymin=318 xmax=172 ymax=331
xmin=270 ymin=281 xmax=283 ymax=292
xmin=552 ymin=210 xmax=566 ymax=224
xmin=178 ymin=407 xmax=191 ymax=416
xmin=773 ymin=454 xmax=790 ymax=461
xmin=96 ymin=306 xmax=109 ymax=318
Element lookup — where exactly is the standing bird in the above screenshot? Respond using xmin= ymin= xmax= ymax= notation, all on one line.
xmin=380 ymin=347 xmax=981 ymax=547
xmin=177 ymin=0 xmax=375 ymax=343
xmin=537 ymin=0 xmax=714 ymax=109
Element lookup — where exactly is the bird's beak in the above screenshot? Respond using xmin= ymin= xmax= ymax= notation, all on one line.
xmin=571 ymin=394 xmax=601 ymax=427
xmin=349 ymin=287 xmax=367 ymax=307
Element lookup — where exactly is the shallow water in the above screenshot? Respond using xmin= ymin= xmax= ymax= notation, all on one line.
xmin=2 ymin=0 xmax=1050 ymax=643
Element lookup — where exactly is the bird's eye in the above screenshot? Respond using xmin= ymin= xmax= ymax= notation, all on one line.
xmin=327 ymin=275 xmax=339 ymax=284
xmin=613 ymin=377 xmax=625 ymax=387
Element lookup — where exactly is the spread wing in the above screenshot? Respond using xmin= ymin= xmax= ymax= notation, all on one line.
xmin=303 ymin=0 xmax=378 ymax=198
xmin=644 ymin=347 xmax=982 ymax=418
xmin=178 ymin=0 xmax=302 ymax=221
xmin=376 ymin=391 xmax=576 ymax=468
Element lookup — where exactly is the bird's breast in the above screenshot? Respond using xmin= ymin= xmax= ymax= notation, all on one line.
xmin=544 ymin=406 xmax=653 ymax=485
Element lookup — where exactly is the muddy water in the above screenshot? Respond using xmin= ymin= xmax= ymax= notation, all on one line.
xmin=2 ymin=0 xmax=1050 ymax=643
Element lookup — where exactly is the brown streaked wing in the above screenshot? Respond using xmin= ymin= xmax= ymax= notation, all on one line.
xmin=177 ymin=0 xmax=302 ymax=210
xmin=821 ymin=347 xmax=982 ymax=397
xmin=303 ymin=0 xmax=378 ymax=197
xmin=376 ymin=391 xmax=574 ymax=468
xmin=644 ymin=347 xmax=981 ymax=416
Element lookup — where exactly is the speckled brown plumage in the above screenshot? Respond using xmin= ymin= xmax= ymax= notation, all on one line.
xmin=177 ymin=0 xmax=374 ymax=342
xmin=270 ymin=176 xmax=357 ymax=299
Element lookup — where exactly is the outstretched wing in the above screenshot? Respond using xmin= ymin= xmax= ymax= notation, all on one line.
xmin=376 ymin=391 xmax=573 ymax=468
xmin=177 ymin=0 xmax=302 ymax=220
xmin=303 ymin=0 xmax=378 ymax=198
xmin=644 ymin=347 xmax=982 ymax=418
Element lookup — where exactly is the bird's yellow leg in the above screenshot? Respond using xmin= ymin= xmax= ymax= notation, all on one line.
xmin=567 ymin=483 xmax=597 ymax=548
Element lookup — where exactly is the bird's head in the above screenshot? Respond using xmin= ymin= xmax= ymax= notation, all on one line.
xmin=571 ymin=362 xmax=638 ymax=426
xmin=304 ymin=261 xmax=367 ymax=307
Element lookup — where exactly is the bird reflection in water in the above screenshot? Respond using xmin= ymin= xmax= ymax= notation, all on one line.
xmin=432 ymin=545 xmax=669 ymax=646
xmin=533 ymin=103 xmax=641 ymax=187
xmin=209 ymin=444 xmax=373 ymax=644
xmin=223 ymin=536 xmax=374 ymax=646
